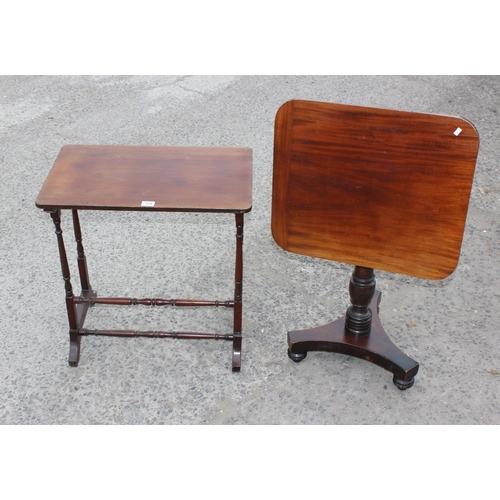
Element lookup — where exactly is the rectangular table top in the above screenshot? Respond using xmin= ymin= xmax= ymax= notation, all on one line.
xmin=272 ymin=100 xmax=480 ymax=280
xmin=36 ymin=145 xmax=253 ymax=213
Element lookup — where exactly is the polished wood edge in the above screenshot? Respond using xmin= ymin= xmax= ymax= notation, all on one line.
xmin=36 ymin=203 xmax=252 ymax=213
xmin=276 ymin=245 xmax=460 ymax=281
xmin=289 ymin=98 xmax=480 ymax=132
xmin=59 ymin=144 xmax=253 ymax=153
xmin=271 ymin=100 xmax=294 ymax=250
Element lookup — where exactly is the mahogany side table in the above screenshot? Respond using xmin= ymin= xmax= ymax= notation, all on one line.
xmin=36 ymin=145 xmax=252 ymax=371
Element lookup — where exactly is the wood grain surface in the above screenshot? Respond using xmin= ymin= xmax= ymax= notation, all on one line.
xmin=36 ymin=145 xmax=252 ymax=213
xmin=272 ymin=100 xmax=479 ymax=279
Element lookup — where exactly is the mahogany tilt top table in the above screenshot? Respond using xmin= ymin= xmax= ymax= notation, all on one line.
xmin=36 ymin=145 xmax=252 ymax=371
xmin=272 ymin=100 xmax=479 ymax=389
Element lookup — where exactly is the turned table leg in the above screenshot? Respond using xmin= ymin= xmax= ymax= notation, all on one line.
xmin=71 ymin=210 xmax=97 ymax=345
xmin=49 ymin=209 xmax=80 ymax=366
xmin=232 ymin=213 xmax=244 ymax=372
xmin=72 ymin=210 xmax=92 ymax=293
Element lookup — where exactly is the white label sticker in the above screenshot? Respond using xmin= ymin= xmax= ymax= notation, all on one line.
xmin=141 ymin=201 xmax=155 ymax=207
xmin=454 ymin=127 xmax=462 ymax=136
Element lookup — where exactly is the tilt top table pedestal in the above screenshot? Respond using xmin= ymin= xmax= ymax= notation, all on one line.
xmin=272 ymin=100 xmax=479 ymax=389
xmin=36 ymin=145 xmax=252 ymax=372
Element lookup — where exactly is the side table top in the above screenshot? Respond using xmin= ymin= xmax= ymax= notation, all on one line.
xmin=36 ymin=145 xmax=253 ymax=213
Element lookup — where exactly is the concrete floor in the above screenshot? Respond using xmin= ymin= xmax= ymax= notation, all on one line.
xmin=1 ymin=75 xmax=499 ymax=425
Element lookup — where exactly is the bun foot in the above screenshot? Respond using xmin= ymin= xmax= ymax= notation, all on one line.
xmin=288 ymin=348 xmax=307 ymax=362
xmin=393 ymin=374 xmax=415 ymax=390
